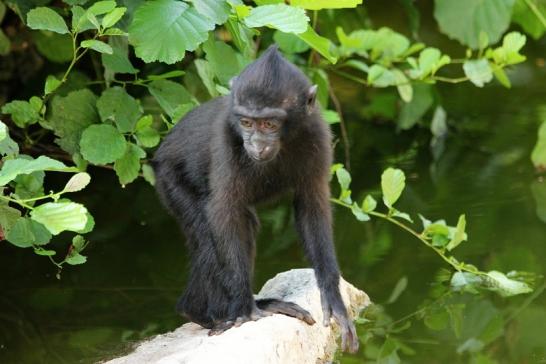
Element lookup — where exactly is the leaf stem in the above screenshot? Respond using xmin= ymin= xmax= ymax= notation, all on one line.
xmin=0 ymin=195 xmax=34 ymax=210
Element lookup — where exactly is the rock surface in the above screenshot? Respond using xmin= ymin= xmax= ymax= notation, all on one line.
xmin=104 ymin=269 xmax=370 ymax=364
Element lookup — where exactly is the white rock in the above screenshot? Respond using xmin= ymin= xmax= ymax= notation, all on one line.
xmin=103 ymin=268 xmax=370 ymax=364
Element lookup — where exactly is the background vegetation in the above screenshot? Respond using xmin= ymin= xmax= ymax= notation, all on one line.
xmin=0 ymin=0 xmax=545 ymax=363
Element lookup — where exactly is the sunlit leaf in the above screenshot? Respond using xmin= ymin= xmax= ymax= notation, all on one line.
xmin=81 ymin=39 xmax=113 ymax=54
xmin=63 ymin=172 xmax=91 ymax=193
xmin=297 ymin=26 xmax=338 ymax=63
xmin=291 ymin=0 xmax=363 ymax=9
xmin=362 ymin=195 xmax=377 ymax=213
xmin=97 ymin=87 xmax=142 ymax=133
xmin=27 ymin=7 xmax=69 ymax=34
xmin=0 ymin=156 xmax=75 ymax=186
xmin=31 ymin=202 xmax=88 ymax=235
xmin=351 ymin=203 xmax=370 ymax=221
xmin=381 ymin=168 xmax=406 ymax=208
xmin=101 ymin=7 xmax=127 ymax=28
xmin=446 ymin=214 xmax=467 ymax=251
xmin=128 ymin=0 xmax=214 ymax=64
xmin=244 ymin=4 xmax=309 ymax=34
xmin=114 ymin=143 xmax=146 ymax=185
xmin=463 ymin=59 xmax=493 ymax=87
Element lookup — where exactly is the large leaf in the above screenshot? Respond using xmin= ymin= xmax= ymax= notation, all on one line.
xmin=147 ymin=80 xmax=193 ymax=118
xmin=101 ymin=36 xmax=138 ymax=75
xmin=128 ymin=0 xmax=215 ymax=64
xmin=46 ymin=89 xmax=99 ymax=154
xmin=27 ymin=7 xmax=69 ymax=34
xmin=381 ymin=168 xmax=406 ymax=208
xmin=0 ymin=156 xmax=75 ymax=186
xmin=32 ymin=31 xmax=73 ymax=63
xmin=0 ymin=121 xmax=19 ymax=157
xmin=6 ymin=217 xmax=51 ymax=248
xmin=114 ymin=143 xmax=146 ymax=185
xmin=97 ymin=87 xmax=142 ymax=133
xmin=291 ymin=0 xmax=363 ymax=9
xmin=512 ymin=0 xmax=546 ymax=40
xmin=192 ymin=0 xmax=230 ymax=25
xmin=434 ymin=0 xmax=515 ymax=48
xmin=30 ymin=202 xmax=88 ymax=235
xmin=273 ymin=31 xmax=310 ymax=54
xmin=484 ymin=271 xmax=533 ymax=297
xmin=203 ymin=38 xmax=246 ymax=85
xmin=80 ymin=124 xmax=127 ymax=165
xmin=531 ymin=121 xmax=546 ymax=169
xmin=297 ymin=25 xmax=338 ymax=64
xmin=244 ymin=4 xmax=309 ymax=34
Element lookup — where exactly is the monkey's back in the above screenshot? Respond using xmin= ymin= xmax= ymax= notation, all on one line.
xmin=152 ymin=97 xmax=230 ymax=197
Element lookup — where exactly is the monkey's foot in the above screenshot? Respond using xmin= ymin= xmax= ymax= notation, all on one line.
xmin=256 ymin=298 xmax=316 ymax=325
xmin=208 ymin=307 xmax=273 ymax=336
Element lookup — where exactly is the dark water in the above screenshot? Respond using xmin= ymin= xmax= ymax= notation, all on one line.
xmin=2 ymin=7 xmax=546 ymax=364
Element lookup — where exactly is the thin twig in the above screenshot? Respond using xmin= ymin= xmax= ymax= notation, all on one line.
xmin=328 ymin=86 xmax=351 ymax=170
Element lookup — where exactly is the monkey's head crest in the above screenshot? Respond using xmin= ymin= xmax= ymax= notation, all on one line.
xmin=231 ymin=45 xmax=316 ymax=113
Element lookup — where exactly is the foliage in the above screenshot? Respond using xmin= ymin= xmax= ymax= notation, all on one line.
xmin=0 ymin=0 xmax=540 ymax=273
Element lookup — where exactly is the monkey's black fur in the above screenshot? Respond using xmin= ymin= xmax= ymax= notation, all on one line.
xmin=152 ymin=45 xmax=358 ymax=352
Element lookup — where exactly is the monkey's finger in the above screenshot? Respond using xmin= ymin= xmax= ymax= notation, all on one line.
xmin=208 ymin=320 xmax=235 ymax=336
xmin=321 ymin=300 xmax=332 ymax=326
xmin=259 ymin=300 xmax=315 ymax=325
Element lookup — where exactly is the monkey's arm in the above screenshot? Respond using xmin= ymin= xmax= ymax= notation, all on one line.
xmin=294 ymin=176 xmax=359 ymax=353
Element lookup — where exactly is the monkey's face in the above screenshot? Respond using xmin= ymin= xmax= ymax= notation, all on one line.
xmin=238 ymin=116 xmax=282 ymax=163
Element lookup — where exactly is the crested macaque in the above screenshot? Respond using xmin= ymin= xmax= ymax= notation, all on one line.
xmin=152 ymin=45 xmax=358 ymax=352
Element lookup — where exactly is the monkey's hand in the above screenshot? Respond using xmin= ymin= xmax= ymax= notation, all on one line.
xmin=321 ymin=294 xmax=359 ymax=353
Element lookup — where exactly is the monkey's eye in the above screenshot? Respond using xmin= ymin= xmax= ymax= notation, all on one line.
xmin=240 ymin=118 xmax=253 ymax=128
xmin=262 ymin=120 xmax=278 ymax=131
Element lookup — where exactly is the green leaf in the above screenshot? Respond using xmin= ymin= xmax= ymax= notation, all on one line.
xmin=31 ymin=202 xmax=88 ymax=235
xmin=362 ymin=195 xmax=377 ymax=213
xmin=398 ymin=83 xmax=434 ymax=130
xmin=490 ymin=31 xmax=527 ymax=65
xmin=424 ymin=309 xmax=450 ymax=330
xmin=46 ymin=89 xmax=99 ymax=154
xmin=63 ymin=172 xmax=91 ymax=193
xmin=274 ymin=30 xmax=310 ymax=53
xmin=34 ymin=247 xmax=56 ymax=256
xmin=44 ymin=75 xmax=61 ymax=95
xmin=297 ymin=26 xmax=338 ymax=64
xmin=0 ymin=156 xmax=75 ymax=186
xmin=128 ymin=0 xmax=214 ymax=64
xmin=484 ymin=271 xmax=533 ymax=297
xmin=147 ymin=80 xmax=193 ymax=118
xmin=334 ymin=165 xmax=351 ymax=191
xmin=367 ymin=65 xmax=397 ymax=87
xmin=532 ymin=121 xmax=546 ymax=169
xmin=351 ymin=203 xmax=370 ymax=221
xmin=88 ymin=1 xmax=116 ymax=15
xmin=6 ymin=217 xmax=52 ymax=247
xmin=65 ymin=252 xmax=87 ymax=265
xmin=451 ymin=272 xmax=482 ymax=294
xmin=141 ymin=164 xmax=156 ymax=186
xmin=103 ymin=27 xmax=126 ymax=36
xmin=1 ymin=100 xmax=40 ymax=128
xmin=102 ymin=7 xmax=127 ymax=28
xmin=80 ymin=124 xmax=127 ymax=165
xmin=0 ymin=202 xmax=22 ymax=235
xmin=244 ymin=4 xmax=309 ymax=34
xmin=81 ymin=39 xmax=113 ymax=54
xmin=97 ymin=87 xmax=141 ymax=133
xmin=0 ymin=29 xmax=10 ymax=56
xmin=102 ymin=36 xmax=138 ymax=75
xmin=492 ymin=64 xmax=511 ymax=88
xmin=393 ymin=69 xmax=412 ymax=103
xmin=32 ymin=31 xmax=73 ymax=63
xmin=136 ymin=126 xmax=160 ymax=148
xmin=146 ymin=70 xmax=185 ymax=81
xmin=446 ymin=214 xmax=467 ymax=251
xmin=321 ymin=109 xmax=340 ymax=124
xmin=0 ymin=121 xmax=19 ymax=157
xmin=114 ymin=143 xmax=146 ymax=185
xmin=392 ymin=209 xmax=413 ymax=223
xmin=203 ymin=38 xmax=246 ymax=86
xmin=408 ymin=47 xmax=451 ymax=79
xmin=381 ymin=168 xmax=406 ymax=208
xmin=434 ymin=0 xmax=515 ymax=48
xmin=291 ymin=0 xmax=362 ymax=9
xmin=192 ymin=0 xmax=231 ymax=25
xmin=512 ymin=0 xmax=546 ymax=39
xmin=71 ymin=5 xmax=95 ymax=33
xmin=27 ymin=7 xmax=69 ymax=34
xmin=195 ymin=59 xmax=219 ymax=97
xmin=463 ymin=59 xmax=493 ymax=87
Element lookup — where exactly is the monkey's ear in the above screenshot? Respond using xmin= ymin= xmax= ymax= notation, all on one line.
xmin=306 ymin=85 xmax=318 ymax=109
xmin=229 ymin=76 xmax=238 ymax=89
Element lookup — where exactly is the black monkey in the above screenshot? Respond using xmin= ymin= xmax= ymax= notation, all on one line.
xmin=152 ymin=45 xmax=358 ymax=352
